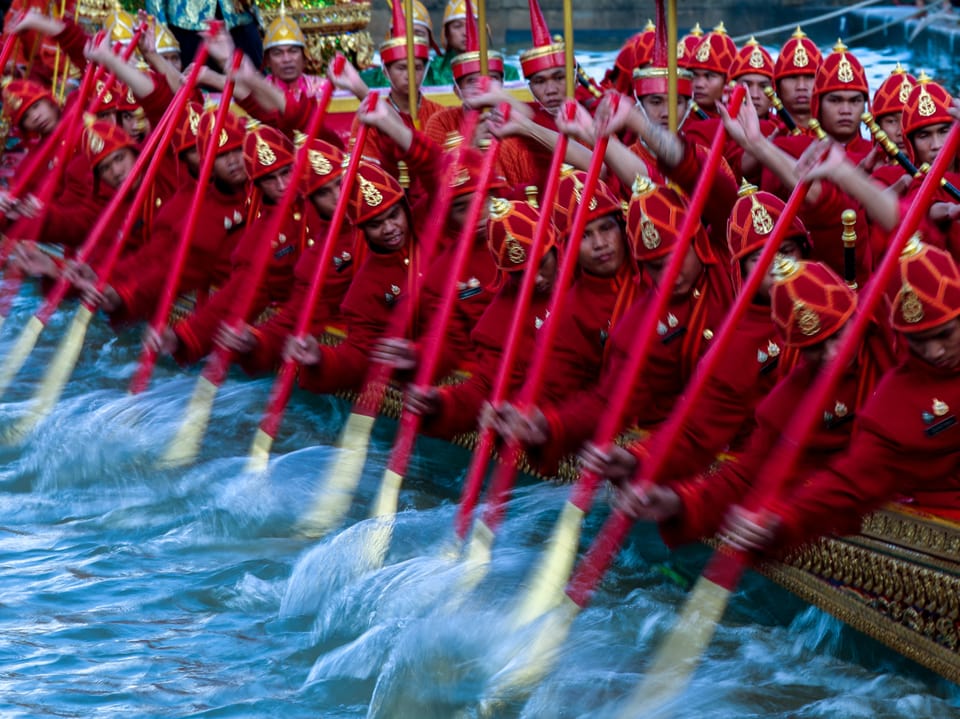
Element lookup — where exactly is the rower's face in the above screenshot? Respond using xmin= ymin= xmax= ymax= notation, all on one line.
xmin=384 ymin=58 xmax=427 ymax=96
xmin=879 ymin=112 xmax=904 ymax=150
xmin=818 ymin=91 xmax=865 ymax=142
xmin=528 ymin=68 xmax=566 ymax=113
xmin=97 ymin=147 xmax=136 ymax=189
xmin=638 ymin=93 xmax=689 ymax=129
xmin=534 ymin=247 xmax=558 ymax=294
xmin=642 ymin=245 xmax=703 ymax=298
xmin=213 ymin=148 xmax=248 ymax=188
xmin=578 ymin=214 xmax=625 ymax=278
xmin=362 ymin=202 xmax=409 ymax=252
xmin=905 ymin=318 xmax=960 ymax=371
xmin=22 ymin=98 xmax=59 ymax=136
xmin=257 ymin=163 xmax=294 ymax=203
xmin=309 ymin=177 xmax=341 ymax=219
xmin=778 ymin=74 xmax=814 ymax=115
xmin=911 ymin=122 xmax=951 ymax=166
xmin=180 ymin=147 xmax=201 ymax=175
xmin=691 ymin=69 xmax=725 ymax=109
xmin=738 ymin=73 xmax=772 ymax=116
xmin=265 ymin=45 xmax=305 ymax=83
xmin=445 ymin=19 xmax=467 ymax=54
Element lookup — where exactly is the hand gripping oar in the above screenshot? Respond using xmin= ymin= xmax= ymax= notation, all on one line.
xmin=617 ymin=121 xmax=960 ymax=717
xmin=128 ymin=48 xmax=244 ymax=396
xmin=452 ymin=100 xmax=577 ymax=551
xmin=479 ymin=87 xmax=747 ymax=702
xmin=462 ymin=99 xmax=618 ymax=579
xmin=159 ymin=83 xmax=338 ymax=468
xmin=363 ymin=108 xmax=506 ymax=567
xmin=3 ymin=48 xmax=210 ymax=443
xmin=243 ymin=57 xmax=355 ymax=472
xmin=294 ymin=103 xmax=479 ymax=539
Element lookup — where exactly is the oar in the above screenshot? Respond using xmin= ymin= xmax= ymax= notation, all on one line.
xmin=159 ymin=82 xmax=338 ymax=468
xmin=363 ymin=107 xmax=505 ymax=567
xmin=3 ymin=47 xmax=209 ymax=443
xmin=128 ymin=49 xmax=245 ymax=396
xmin=462 ymin=98 xmax=618 ymax=578
xmin=452 ymin=100 xmax=577 ymax=550
xmin=480 ymin=87 xmax=747 ymax=701
xmin=294 ymin=104 xmax=479 ymax=539
xmin=617 ymin=121 xmax=960 ymax=717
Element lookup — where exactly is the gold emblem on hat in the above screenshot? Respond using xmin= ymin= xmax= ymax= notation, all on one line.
xmin=695 ymin=39 xmax=710 ymax=63
xmin=793 ymin=300 xmax=821 ymax=336
xmin=632 ymin=175 xmax=655 ymax=197
xmin=308 ymin=150 xmax=332 ymax=175
xmin=899 ymin=78 xmax=913 ymax=104
xmin=218 ymin=128 xmax=229 ymax=147
xmin=451 ymin=166 xmax=470 ymax=187
xmin=933 ymin=398 xmax=949 ymax=417
xmin=505 ymin=233 xmax=526 ymax=264
xmin=837 ymin=54 xmax=854 ymax=84
xmin=640 ymin=212 xmax=661 ymax=250
xmin=188 ymin=106 xmax=200 ymax=136
xmin=918 ymin=86 xmax=937 ymax=118
xmin=571 ymin=174 xmax=599 ymax=211
xmin=358 ymin=175 xmax=383 ymax=207
xmin=899 ymin=283 xmax=924 ymax=324
xmin=793 ymin=43 xmax=809 ymax=68
xmin=88 ymin=130 xmax=105 ymax=155
xmin=749 ymin=46 xmax=765 ymax=69
xmin=256 ymin=134 xmax=277 ymax=166
xmin=750 ymin=194 xmax=774 ymax=235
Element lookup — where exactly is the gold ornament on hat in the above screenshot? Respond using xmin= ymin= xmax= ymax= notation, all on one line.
xmin=88 ymin=130 xmax=105 ymax=155
xmin=918 ymin=86 xmax=937 ymax=118
xmin=308 ymin=149 xmax=332 ymax=175
xmin=632 ymin=175 xmax=655 ymax=197
xmin=256 ymin=134 xmax=277 ymax=166
xmin=571 ymin=174 xmax=598 ymax=210
xmin=450 ymin=166 xmax=470 ymax=188
xmin=218 ymin=129 xmax=228 ymax=147
xmin=505 ymin=233 xmax=526 ymax=264
xmin=488 ymin=197 xmax=511 ymax=219
xmin=793 ymin=43 xmax=809 ymax=68
xmin=358 ymin=175 xmax=383 ymax=206
xmin=749 ymin=46 xmax=765 ymax=69
xmin=695 ymin=38 xmax=710 ymax=63
xmin=793 ymin=300 xmax=821 ymax=336
xmin=837 ymin=55 xmax=854 ymax=83
xmin=750 ymin=194 xmax=774 ymax=235
xmin=7 ymin=94 xmax=21 ymax=112
xmin=899 ymin=282 xmax=924 ymax=324
xmin=188 ymin=106 xmax=200 ymax=136
xmin=640 ymin=211 xmax=661 ymax=250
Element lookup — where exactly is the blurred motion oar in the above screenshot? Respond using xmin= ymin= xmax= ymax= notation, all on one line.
xmin=160 ymin=82 xmax=336 ymax=467
xmin=615 ymin=119 xmax=960 ymax=719
xmin=364 ymin=109 xmax=503 ymax=567
xmin=4 ymin=49 xmax=208 ymax=443
xmin=294 ymin=101 xmax=477 ymax=539
xmin=128 ymin=49 xmax=244 ymax=396
xmin=479 ymin=86 xmax=746 ymax=703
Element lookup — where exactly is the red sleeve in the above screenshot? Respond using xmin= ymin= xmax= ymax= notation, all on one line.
xmin=237 ymin=92 xmax=283 ymax=128
xmin=53 ymin=19 xmax=89 ymax=71
xmin=138 ymin=74 xmax=175 ymax=126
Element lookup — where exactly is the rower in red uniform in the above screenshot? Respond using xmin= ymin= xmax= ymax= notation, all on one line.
xmin=677 ymin=22 xmax=705 ymax=72
xmin=684 ymin=22 xmax=737 ymax=121
xmin=615 ymin=256 xmax=895 ymax=549
xmin=724 ymin=37 xmax=777 ymax=183
xmin=722 ymin=240 xmax=960 ymax=555
xmin=600 ymin=19 xmax=655 ymax=96
xmin=771 ymin=27 xmax=823 ymax=137
xmin=869 ymin=63 xmax=917 ymax=160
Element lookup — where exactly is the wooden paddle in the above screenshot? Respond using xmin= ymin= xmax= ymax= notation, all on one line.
xmin=128 ymin=48 xmax=244 ymax=396
xmin=452 ymin=100 xmax=577 ymax=549
xmin=462 ymin=102 xmax=617 ymax=577
xmin=363 ymin=109 xmax=505 ymax=567
xmin=159 ymin=84 xmax=338 ymax=468
xmin=294 ymin=104 xmax=479 ymax=539
xmin=479 ymin=88 xmax=746 ymax=701
xmin=4 ymin=48 xmax=209 ymax=443
xmin=617 ymin=121 xmax=960 ymax=716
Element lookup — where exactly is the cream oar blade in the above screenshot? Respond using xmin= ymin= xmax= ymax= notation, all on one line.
xmin=158 ymin=375 xmax=219 ymax=468
xmin=0 ymin=315 xmax=45 ymax=399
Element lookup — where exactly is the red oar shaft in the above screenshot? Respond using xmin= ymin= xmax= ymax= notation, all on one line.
xmin=251 ymin=82 xmax=348 ymax=439
xmin=453 ymin=101 xmax=576 ymax=540
xmin=129 ymin=49 xmax=244 ymax=395
xmin=478 ymin=128 xmax=613 ymax=535
xmin=0 ymin=33 xmax=19 ymax=77
xmin=199 ymin=85 xmax=338 ymax=388
xmin=385 ymin=112 xmax=502 ymax=478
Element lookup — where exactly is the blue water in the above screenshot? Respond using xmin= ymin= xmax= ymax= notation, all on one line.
xmin=3 ymin=25 xmax=960 ymax=718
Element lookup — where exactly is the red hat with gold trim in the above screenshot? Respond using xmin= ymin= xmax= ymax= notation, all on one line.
xmin=90 ymin=76 xmax=121 ymax=115
xmin=519 ymin=0 xmax=565 ymax=79
xmin=172 ymin=101 xmax=204 ymax=155
xmin=686 ymin=22 xmax=737 ymax=79
xmin=299 ymin=136 xmax=344 ymax=195
xmin=729 ymin=37 xmax=774 ymax=81
xmin=773 ymin=26 xmax=822 ymax=82
xmin=634 ymin=5 xmax=693 ymax=98
xmin=812 ymin=40 xmax=868 ymax=119
xmin=1 ymin=78 xmax=55 ymax=129
xmin=626 ymin=177 xmax=706 ymax=262
xmin=115 ymin=82 xmax=139 ymax=113
xmin=890 ymin=236 xmax=960 ymax=333
xmin=451 ymin=0 xmax=504 ymax=81
xmin=381 ymin=0 xmax=431 ymax=65
xmin=196 ymin=107 xmax=247 ymax=159
xmin=243 ymin=123 xmax=295 ymax=181
xmin=871 ymin=63 xmax=916 ymax=119
xmin=902 ymin=72 xmax=953 ymax=139
xmin=552 ymin=168 xmax=622 ymax=237
xmin=727 ymin=181 xmax=809 ymax=261
xmin=487 ymin=197 xmax=556 ymax=272
xmin=446 ymin=147 xmax=506 ymax=198
xmin=348 ymin=160 xmax=405 ymax=225
xmin=770 ymin=257 xmax=856 ymax=348
xmin=677 ymin=22 xmax=705 ymax=70
xmin=612 ymin=20 xmax=655 ymax=80
xmin=82 ymin=116 xmax=137 ymax=170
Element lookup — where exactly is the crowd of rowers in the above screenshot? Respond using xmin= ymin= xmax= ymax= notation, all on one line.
xmin=0 ymin=0 xmax=959 ymax=558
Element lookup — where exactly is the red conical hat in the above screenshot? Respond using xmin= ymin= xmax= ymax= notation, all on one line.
xmin=82 ymin=116 xmax=137 ymax=170
xmin=729 ymin=37 xmax=774 ymax=81
xmin=686 ymin=21 xmax=737 ymax=78
xmin=552 ymin=168 xmax=622 ymax=237
xmin=196 ymin=107 xmax=247 ymax=160
xmin=774 ymin=26 xmax=822 ymax=81
xmin=1 ymin=78 xmax=55 ymax=129
xmin=451 ymin=0 xmax=504 ymax=81
xmin=771 ymin=257 xmax=856 ymax=348
xmin=677 ymin=22 xmax=704 ymax=70
xmin=300 ymin=137 xmax=345 ymax=195
xmin=890 ymin=236 xmax=960 ymax=332
xmin=487 ymin=197 xmax=557 ymax=272
xmin=811 ymin=40 xmax=868 ymax=120
xmin=626 ymin=178 xmax=705 ymax=262
xmin=727 ymin=181 xmax=809 ymax=262
xmin=380 ymin=0 xmax=430 ymax=65
xmin=871 ymin=63 xmax=916 ymax=119
xmin=902 ymin=73 xmax=953 ymax=138
xmin=519 ymin=0 xmax=564 ymax=78
xmin=243 ymin=123 xmax=295 ymax=181
xmin=172 ymin=101 xmax=204 ymax=155
xmin=348 ymin=160 xmax=405 ymax=225
xmin=634 ymin=2 xmax=692 ymax=98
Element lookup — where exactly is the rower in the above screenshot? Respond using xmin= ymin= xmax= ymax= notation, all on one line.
xmin=771 ymin=27 xmax=823 ymax=136
xmin=262 ymin=8 xmax=328 ymax=101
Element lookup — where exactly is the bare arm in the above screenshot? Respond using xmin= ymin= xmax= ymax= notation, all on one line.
xmin=84 ymin=35 xmax=155 ymax=98
xmin=136 ymin=12 xmax=182 ymax=92
xmin=718 ymin=96 xmax=799 ymax=190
